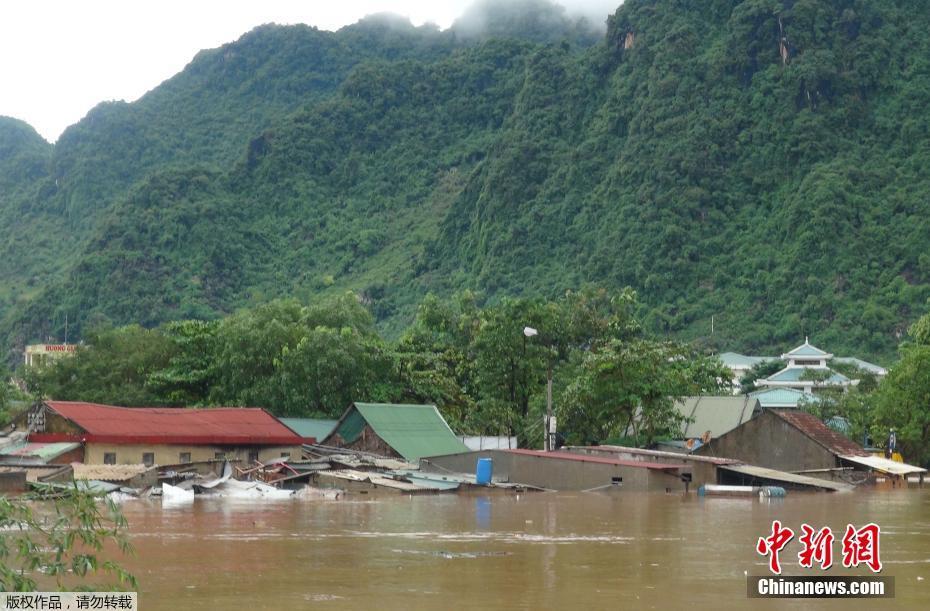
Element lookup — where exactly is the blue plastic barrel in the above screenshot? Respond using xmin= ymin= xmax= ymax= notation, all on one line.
xmin=476 ymin=458 xmax=493 ymax=485
xmin=759 ymin=486 xmax=787 ymax=498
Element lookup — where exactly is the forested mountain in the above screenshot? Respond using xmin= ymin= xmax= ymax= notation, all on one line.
xmin=2 ymin=0 xmax=929 ymax=364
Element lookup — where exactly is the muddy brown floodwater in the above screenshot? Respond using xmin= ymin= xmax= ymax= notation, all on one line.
xmin=117 ymin=489 xmax=930 ymax=610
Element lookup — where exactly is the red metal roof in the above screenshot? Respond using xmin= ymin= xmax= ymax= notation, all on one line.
xmin=39 ymin=401 xmax=307 ymax=446
xmin=772 ymin=410 xmax=869 ymax=457
xmin=504 ymin=448 xmax=686 ymax=470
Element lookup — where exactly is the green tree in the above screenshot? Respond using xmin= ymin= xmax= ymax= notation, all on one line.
xmin=24 ymin=325 xmax=175 ymax=406
xmin=208 ymin=293 xmax=394 ymax=415
xmin=0 ymin=486 xmax=136 ymax=592
xmin=392 ymin=292 xmax=482 ymax=430
xmin=145 ymin=320 xmax=219 ymax=405
xmin=872 ymin=312 xmax=930 ymax=466
xmin=0 ymin=365 xmax=10 ymax=421
xmin=559 ymin=339 xmax=729 ymax=446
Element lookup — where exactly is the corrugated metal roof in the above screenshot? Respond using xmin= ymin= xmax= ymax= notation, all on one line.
xmin=319 ymin=469 xmax=428 ymax=492
xmin=328 ymin=403 xmax=469 ymax=462
xmin=509 ymin=449 xmax=686 ymax=470
xmin=43 ymin=401 xmax=304 ymax=445
xmin=772 ymin=410 xmax=870 ymax=457
xmin=749 ymin=388 xmax=820 ymax=408
xmin=0 ymin=441 xmax=80 ymax=461
xmin=840 ymin=455 xmax=927 ymax=475
xmin=674 ymin=396 xmax=760 ymax=438
xmin=587 ymin=445 xmax=740 ymax=465
xmin=279 ymin=418 xmax=337 ymax=440
xmin=388 ymin=471 xmax=465 ymax=491
xmin=719 ymin=464 xmax=853 ymax=492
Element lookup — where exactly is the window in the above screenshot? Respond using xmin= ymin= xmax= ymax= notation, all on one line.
xmin=103 ymin=453 xmax=116 ymax=465
xmin=795 ymin=359 xmax=822 ymax=367
xmin=142 ymin=453 xmax=155 ymax=467
xmin=280 ymin=452 xmax=291 ymax=459
xmin=179 ymin=452 xmax=191 ymax=464
xmin=214 ymin=451 xmax=226 ymax=460
xmin=248 ymin=449 xmax=259 ymax=464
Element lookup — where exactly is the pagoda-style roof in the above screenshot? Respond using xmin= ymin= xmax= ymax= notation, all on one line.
xmin=765 ymin=367 xmax=850 ymax=384
xmin=781 ymin=338 xmax=832 ymax=360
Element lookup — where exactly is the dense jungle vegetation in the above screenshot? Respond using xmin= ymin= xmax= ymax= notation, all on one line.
xmin=2 ymin=0 xmax=930 ymax=367
xmin=18 ymin=291 xmax=930 ymax=464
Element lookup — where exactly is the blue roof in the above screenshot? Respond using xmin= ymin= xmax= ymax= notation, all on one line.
xmin=718 ymin=352 xmax=773 ymax=368
xmin=765 ymin=367 xmax=849 ymax=384
xmin=279 ymin=418 xmax=338 ymax=440
xmin=783 ymin=340 xmax=831 ymax=358
xmin=749 ymin=388 xmax=821 ymax=408
xmin=834 ymin=357 xmax=886 ymax=375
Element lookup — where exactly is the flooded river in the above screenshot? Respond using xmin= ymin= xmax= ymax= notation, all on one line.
xmin=118 ymin=489 xmax=930 ymax=609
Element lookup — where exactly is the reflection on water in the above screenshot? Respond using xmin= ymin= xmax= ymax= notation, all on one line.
xmin=119 ymin=489 xmax=930 ymax=610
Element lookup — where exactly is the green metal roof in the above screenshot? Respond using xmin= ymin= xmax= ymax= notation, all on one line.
xmin=333 ymin=403 xmax=469 ymax=462
xmin=279 ymin=418 xmax=338 ymax=441
xmin=765 ymin=367 xmax=849 ymax=383
xmin=673 ymin=396 xmax=760 ymax=438
xmin=749 ymin=388 xmax=821 ymax=408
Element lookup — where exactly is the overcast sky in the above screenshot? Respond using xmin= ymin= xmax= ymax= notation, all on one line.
xmin=0 ymin=1 xmax=616 ymax=143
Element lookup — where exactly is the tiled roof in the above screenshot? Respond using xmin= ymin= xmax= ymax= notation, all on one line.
xmin=772 ymin=410 xmax=869 ymax=457
xmin=42 ymin=401 xmax=304 ymax=445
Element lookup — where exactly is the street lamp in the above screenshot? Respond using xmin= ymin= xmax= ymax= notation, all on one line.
xmin=523 ymin=327 xmax=555 ymax=451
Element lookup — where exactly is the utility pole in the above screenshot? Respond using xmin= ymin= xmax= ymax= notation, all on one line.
xmin=525 ymin=326 xmax=556 ymax=451
xmin=545 ymin=356 xmax=553 ymax=452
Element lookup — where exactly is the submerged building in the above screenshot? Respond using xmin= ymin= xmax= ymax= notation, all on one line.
xmin=19 ymin=401 xmax=307 ymax=466
xmin=422 ymin=447 xmax=850 ymax=492
xmin=322 ymin=402 xmax=469 ymax=462
xmin=695 ymin=409 xmax=925 ymax=484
